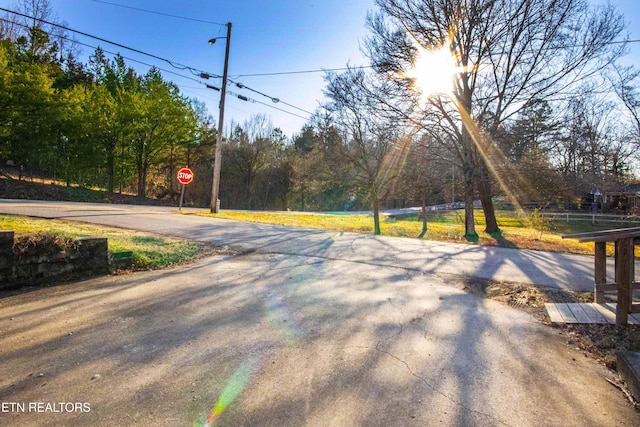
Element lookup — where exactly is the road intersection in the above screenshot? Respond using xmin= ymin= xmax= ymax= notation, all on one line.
xmin=0 ymin=200 xmax=638 ymax=426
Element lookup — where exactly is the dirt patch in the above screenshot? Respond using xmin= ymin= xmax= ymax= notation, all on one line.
xmin=463 ymin=278 xmax=640 ymax=371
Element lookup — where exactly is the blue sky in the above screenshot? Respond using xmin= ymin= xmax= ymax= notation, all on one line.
xmin=4 ymin=0 xmax=640 ymax=136
xmin=42 ymin=0 xmax=374 ymax=136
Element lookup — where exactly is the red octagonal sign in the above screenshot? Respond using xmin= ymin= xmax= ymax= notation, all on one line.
xmin=177 ymin=167 xmax=194 ymax=185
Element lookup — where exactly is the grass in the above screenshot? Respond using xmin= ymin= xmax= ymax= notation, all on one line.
xmin=198 ymin=208 xmax=638 ymax=257
xmin=0 ymin=215 xmax=200 ymax=269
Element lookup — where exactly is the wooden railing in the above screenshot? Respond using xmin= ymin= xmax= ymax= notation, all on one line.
xmin=562 ymin=227 xmax=640 ymax=325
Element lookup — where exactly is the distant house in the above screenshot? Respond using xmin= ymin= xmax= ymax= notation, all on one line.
xmin=602 ymin=183 xmax=640 ymax=213
xmin=581 ymin=184 xmax=603 ymax=212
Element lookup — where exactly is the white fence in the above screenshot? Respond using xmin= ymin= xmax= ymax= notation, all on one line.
xmin=541 ymin=212 xmax=640 ymax=226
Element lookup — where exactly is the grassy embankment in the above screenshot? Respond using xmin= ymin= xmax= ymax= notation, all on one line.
xmin=202 ymin=209 xmax=638 ymax=257
xmin=0 ymin=214 xmax=199 ymax=269
xmin=1 ymin=171 xmax=201 ymax=269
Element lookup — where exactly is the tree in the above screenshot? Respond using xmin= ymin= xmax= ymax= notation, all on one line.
xmin=221 ymin=115 xmax=286 ymax=209
xmin=125 ymin=68 xmax=197 ymax=197
xmin=86 ymin=84 xmax=118 ymax=191
xmin=288 ymin=118 xmax=351 ymax=211
xmin=0 ymin=39 xmax=56 ymax=167
xmin=325 ymin=68 xmax=411 ymax=235
xmin=551 ymin=92 xmax=634 ymax=201
xmin=397 ymin=133 xmax=452 ymax=210
xmin=366 ymin=0 xmax=627 ymax=236
xmin=608 ymin=65 xmax=640 ymax=152
xmin=494 ymin=99 xmax=566 ymax=206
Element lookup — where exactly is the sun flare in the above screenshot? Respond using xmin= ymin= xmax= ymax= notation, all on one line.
xmin=405 ymin=43 xmax=458 ymax=100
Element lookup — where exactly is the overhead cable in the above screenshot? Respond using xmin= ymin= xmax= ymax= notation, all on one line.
xmin=0 ymin=17 xmax=216 ymax=87
xmin=203 ymin=85 xmax=310 ymax=120
xmin=234 ymin=65 xmax=374 ymax=78
xmin=0 ymin=7 xmax=312 ymax=121
xmin=231 ymin=81 xmax=314 ymax=115
xmin=0 ymin=6 xmax=207 ymax=76
xmin=86 ymin=0 xmax=226 ymax=26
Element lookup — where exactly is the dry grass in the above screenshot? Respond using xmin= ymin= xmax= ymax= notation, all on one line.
xmin=12 ymin=233 xmax=78 ymax=256
xmin=197 ymin=209 xmax=632 ymax=257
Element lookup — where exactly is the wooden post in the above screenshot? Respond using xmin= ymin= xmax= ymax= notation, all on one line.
xmin=616 ymin=237 xmax=632 ymax=326
xmin=594 ymin=241 xmax=606 ymax=303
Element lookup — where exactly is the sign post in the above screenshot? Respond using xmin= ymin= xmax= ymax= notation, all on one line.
xmin=177 ymin=167 xmax=194 ymax=211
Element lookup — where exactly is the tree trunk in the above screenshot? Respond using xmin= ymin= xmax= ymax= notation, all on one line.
xmin=479 ymin=165 xmax=499 ymax=233
xmin=459 ymin=77 xmax=477 ymax=238
xmin=169 ymin=145 xmax=174 ymax=193
xmin=463 ymin=165 xmax=476 ymax=238
xmin=372 ymin=187 xmax=381 ymax=235
xmin=461 ymin=125 xmax=477 ymax=238
xmin=106 ymin=144 xmax=115 ymax=193
xmin=418 ymin=194 xmax=428 ymax=238
xmin=136 ymin=151 xmax=146 ymax=198
xmin=137 ymin=169 xmax=146 ymax=198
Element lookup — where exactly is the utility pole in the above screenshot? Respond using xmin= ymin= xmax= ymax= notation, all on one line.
xmin=210 ymin=22 xmax=232 ymax=213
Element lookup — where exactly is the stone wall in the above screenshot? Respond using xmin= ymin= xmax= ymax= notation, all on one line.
xmin=0 ymin=231 xmax=108 ymax=290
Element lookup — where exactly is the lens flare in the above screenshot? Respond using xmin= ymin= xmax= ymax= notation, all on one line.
xmin=454 ymin=101 xmax=531 ymax=224
xmin=195 ymin=358 xmax=259 ymax=427
xmin=265 ymin=292 xmax=304 ymax=344
xmin=402 ymin=30 xmax=532 ymax=226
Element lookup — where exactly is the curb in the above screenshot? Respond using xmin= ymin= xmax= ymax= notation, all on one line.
xmin=617 ymin=349 xmax=640 ymax=402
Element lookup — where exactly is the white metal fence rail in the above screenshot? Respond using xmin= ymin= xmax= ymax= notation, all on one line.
xmin=541 ymin=212 xmax=640 ymax=225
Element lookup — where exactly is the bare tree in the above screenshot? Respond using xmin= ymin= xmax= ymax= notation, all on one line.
xmin=1 ymin=0 xmax=79 ymax=66
xmin=325 ymin=68 xmax=412 ymax=235
xmin=221 ymin=115 xmax=286 ymax=209
xmin=366 ymin=0 xmax=626 ymax=236
xmin=551 ymin=91 xmax=635 ymax=199
xmin=608 ymin=65 xmax=640 ymax=146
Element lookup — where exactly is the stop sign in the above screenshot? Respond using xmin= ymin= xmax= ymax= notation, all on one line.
xmin=177 ymin=167 xmax=194 ymax=185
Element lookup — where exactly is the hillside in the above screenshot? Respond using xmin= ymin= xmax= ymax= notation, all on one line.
xmin=0 ymin=168 xmax=177 ymax=206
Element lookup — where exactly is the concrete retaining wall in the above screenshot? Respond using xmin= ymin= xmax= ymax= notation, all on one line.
xmin=0 ymin=230 xmax=108 ymax=290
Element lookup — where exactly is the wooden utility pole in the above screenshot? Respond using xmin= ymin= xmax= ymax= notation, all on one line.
xmin=210 ymin=22 xmax=232 ymax=213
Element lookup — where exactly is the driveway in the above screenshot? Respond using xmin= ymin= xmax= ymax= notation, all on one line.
xmin=0 ymin=200 xmax=638 ymax=426
xmin=2 ymin=253 xmax=638 ymax=426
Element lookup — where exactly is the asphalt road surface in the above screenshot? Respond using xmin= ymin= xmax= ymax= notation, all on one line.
xmin=0 ymin=200 xmax=639 ymax=426
xmin=0 ymin=199 xmax=633 ymax=291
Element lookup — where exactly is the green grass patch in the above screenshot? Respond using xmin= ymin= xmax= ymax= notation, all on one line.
xmin=0 ymin=214 xmax=199 ymax=269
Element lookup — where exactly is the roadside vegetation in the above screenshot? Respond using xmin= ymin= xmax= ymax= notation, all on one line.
xmin=202 ymin=208 xmax=639 ymax=258
xmin=0 ymin=214 xmax=203 ymax=269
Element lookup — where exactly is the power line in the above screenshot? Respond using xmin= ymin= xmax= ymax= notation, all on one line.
xmin=251 ymin=98 xmax=310 ymax=121
xmin=1 ymin=7 xmax=313 ymax=121
xmin=231 ymin=81 xmax=315 ymax=115
xmin=201 ymin=85 xmax=311 ymax=121
xmin=233 ymin=65 xmax=374 ymax=78
xmin=0 ymin=15 xmax=310 ymax=121
xmin=85 ymin=0 xmax=226 ymax=26
xmin=0 ymin=6 xmax=208 ymax=76
xmin=0 ymin=16 xmax=216 ymax=87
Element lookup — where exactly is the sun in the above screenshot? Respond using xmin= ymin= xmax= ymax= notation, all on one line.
xmin=405 ymin=43 xmax=458 ymax=100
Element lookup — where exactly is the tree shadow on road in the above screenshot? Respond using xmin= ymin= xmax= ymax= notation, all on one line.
xmin=487 ymin=230 xmax=517 ymax=249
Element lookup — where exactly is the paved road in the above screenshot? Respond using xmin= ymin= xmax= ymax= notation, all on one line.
xmin=0 ymin=199 xmax=634 ymax=291
xmin=1 ymin=200 xmax=639 ymax=426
